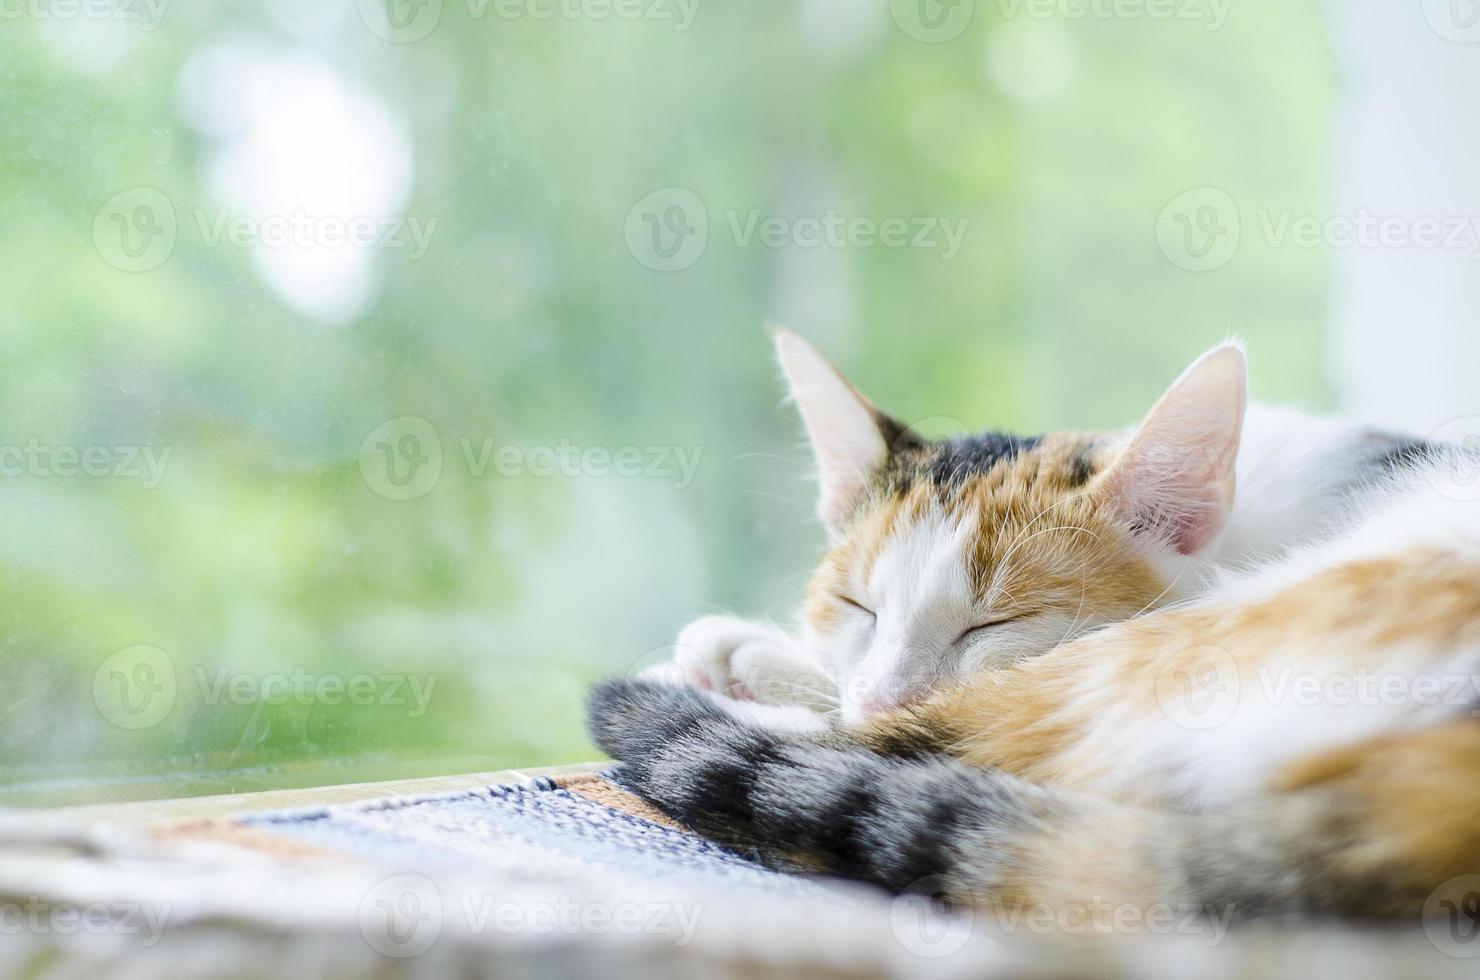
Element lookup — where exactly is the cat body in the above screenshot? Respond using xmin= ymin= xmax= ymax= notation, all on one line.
xmin=590 ymin=447 xmax=1480 ymax=919
xmin=593 ymin=337 xmax=1477 ymax=921
xmin=666 ymin=333 xmax=1426 ymax=727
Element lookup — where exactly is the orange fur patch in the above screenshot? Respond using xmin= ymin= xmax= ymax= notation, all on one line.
xmin=804 ymin=434 xmax=1166 ymax=657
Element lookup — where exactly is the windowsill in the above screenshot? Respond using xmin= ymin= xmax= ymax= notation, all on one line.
xmin=43 ymin=762 xmax=604 ymax=830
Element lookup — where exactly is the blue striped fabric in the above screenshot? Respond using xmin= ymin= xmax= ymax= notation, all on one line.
xmin=242 ymin=777 xmax=827 ymax=898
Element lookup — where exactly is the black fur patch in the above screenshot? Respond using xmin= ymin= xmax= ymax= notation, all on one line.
xmin=585 ymin=678 xmax=1035 ymax=892
xmin=587 ymin=680 xmax=1418 ymax=917
xmin=1067 ymin=445 xmax=1096 ymax=487
xmin=876 ymin=412 xmax=927 ymax=455
xmin=849 ymin=721 xmax=954 ymax=759
xmin=926 ymin=432 xmax=1042 ymax=488
xmin=1366 ymin=436 xmax=1434 ymax=474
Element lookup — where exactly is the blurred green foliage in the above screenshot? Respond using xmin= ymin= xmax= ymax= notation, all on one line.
xmin=0 ymin=0 xmax=1333 ymax=805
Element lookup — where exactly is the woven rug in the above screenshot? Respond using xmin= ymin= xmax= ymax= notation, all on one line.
xmin=2 ymin=769 xmax=1474 ymax=980
xmin=233 ymin=772 xmax=826 ymax=898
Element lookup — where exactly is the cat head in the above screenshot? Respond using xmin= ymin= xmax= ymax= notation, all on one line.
xmin=774 ymin=330 xmax=1246 ymax=725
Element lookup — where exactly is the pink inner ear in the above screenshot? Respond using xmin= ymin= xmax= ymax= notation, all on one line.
xmin=1153 ymin=479 xmax=1228 ymax=556
xmin=1103 ymin=343 xmax=1246 ymax=557
xmin=1106 ymin=432 xmax=1239 ymax=557
xmin=1173 ymin=504 xmax=1225 ymax=555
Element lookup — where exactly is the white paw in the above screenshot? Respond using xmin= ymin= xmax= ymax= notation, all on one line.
xmin=713 ymin=697 xmax=831 ymax=735
xmin=643 ymin=615 xmax=835 ymax=711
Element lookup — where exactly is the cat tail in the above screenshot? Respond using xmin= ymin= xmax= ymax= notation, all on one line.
xmin=587 ymin=677 xmax=1478 ymax=921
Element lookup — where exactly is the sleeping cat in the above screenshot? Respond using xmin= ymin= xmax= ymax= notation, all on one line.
xmin=590 ymin=361 xmax=1479 ymax=921
xmin=662 ymin=331 xmax=1426 ymax=726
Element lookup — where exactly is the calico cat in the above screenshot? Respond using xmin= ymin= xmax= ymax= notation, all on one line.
xmin=662 ymin=331 xmax=1426 ymax=727
xmin=589 ymin=389 xmax=1480 ymax=920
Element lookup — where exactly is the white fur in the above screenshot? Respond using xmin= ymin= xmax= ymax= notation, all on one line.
xmin=661 ymin=342 xmax=1437 ymax=744
xmin=798 ymin=401 xmax=1407 ymax=726
xmin=1062 ymin=463 xmax=1480 ymax=809
xmin=772 ymin=329 xmax=888 ymax=532
xmin=806 ymin=504 xmax=1113 ymax=724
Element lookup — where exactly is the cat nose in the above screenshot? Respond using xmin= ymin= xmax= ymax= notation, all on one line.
xmin=854 ymin=689 xmax=922 ymax=717
xmin=845 ymin=674 xmax=925 ymax=717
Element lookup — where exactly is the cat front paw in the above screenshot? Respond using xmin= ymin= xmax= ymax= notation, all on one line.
xmin=641 ymin=615 xmax=834 ymax=710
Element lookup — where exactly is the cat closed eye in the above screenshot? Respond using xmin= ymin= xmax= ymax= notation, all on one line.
xmin=954 ymin=615 xmax=1029 ymax=645
xmin=837 ymin=595 xmax=875 ymax=618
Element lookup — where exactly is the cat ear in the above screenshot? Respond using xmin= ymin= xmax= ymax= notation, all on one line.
xmin=1100 ymin=343 xmax=1247 ymax=556
xmin=772 ymin=329 xmax=901 ymax=531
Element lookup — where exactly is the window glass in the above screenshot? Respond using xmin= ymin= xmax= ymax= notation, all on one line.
xmin=0 ymin=2 xmax=1334 ymax=805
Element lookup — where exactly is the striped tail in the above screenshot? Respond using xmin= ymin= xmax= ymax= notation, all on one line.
xmin=587 ymin=678 xmax=1480 ymax=922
